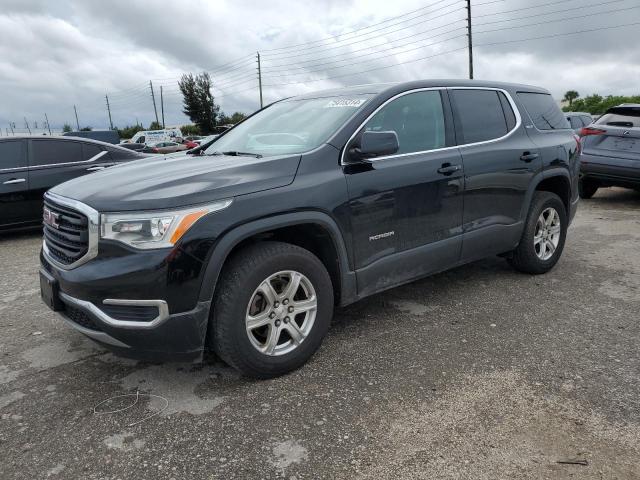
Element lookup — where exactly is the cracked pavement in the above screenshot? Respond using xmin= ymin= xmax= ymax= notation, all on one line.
xmin=1 ymin=187 xmax=639 ymax=479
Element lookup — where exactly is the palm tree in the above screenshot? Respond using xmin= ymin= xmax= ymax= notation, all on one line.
xmin=563 ymin=90 xmax=580 ymax=107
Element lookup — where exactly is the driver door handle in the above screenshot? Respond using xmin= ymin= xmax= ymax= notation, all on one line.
xmin=437 ymin=163 xmax=462 ymax=176
xmin=3 ymin=178 xmax=26 ymax=185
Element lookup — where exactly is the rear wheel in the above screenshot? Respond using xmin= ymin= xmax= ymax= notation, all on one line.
xmin=579 ymin=177 xmax=599 ymax=199
xmin=508 ymin=191 xmax=567 ymax=274
xmin=210 ymin=241 xmax=333 ymax=378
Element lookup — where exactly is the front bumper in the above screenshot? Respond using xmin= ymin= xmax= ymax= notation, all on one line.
xmin=56 ymin=290 xmax=210 ymax=361
xmin=40 ymin=246 xmax=212 ymax=361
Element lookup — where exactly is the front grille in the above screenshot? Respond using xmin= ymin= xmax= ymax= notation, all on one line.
xmin=64 ymin=304 xmax=101 ymax=331
xmin=43 ymin=199 xmax=89 ymax=266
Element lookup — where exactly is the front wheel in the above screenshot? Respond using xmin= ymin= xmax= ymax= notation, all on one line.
xmin=508 ymin=191 xmax=567 ymax=274
xmin=210 ymin=241 xmax=333 ymax=378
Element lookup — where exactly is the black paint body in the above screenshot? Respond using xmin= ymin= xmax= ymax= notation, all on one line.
xmin=40 ymin=80 xmax=580 ymax=359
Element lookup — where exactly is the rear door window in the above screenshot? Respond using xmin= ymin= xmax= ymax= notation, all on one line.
xmin=451 ymin=89 xmax=509 ymax=144
xmin=30 ymin=140 xmax=83 ymax=166
xmin=517 ymin=92 xmax=569 ymax=130
xmin=363 ymin=90 xmax=446 ymax=154
xmin=0 ymin=140 xmax=26 ymax=170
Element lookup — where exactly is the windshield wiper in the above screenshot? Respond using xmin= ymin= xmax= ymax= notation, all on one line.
xmin=204 ymin=150 xmax=263 ymax=158
xmin=222 ymin=151 xmax=263 ymax=158
xmin=206 ymin=150 xmax=262 ymax=158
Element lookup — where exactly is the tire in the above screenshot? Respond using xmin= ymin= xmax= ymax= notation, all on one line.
xmin=578 ymin=177 xmax=598 ymax=199
xmin=508 ymin=191 xmax=567 ymax=275
xmin=210 ymin=241 xmax=333 ymax=378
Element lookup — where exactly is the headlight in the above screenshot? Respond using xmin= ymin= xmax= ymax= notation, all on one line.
xmin=100 ymin=199 xmax=232 ymax=249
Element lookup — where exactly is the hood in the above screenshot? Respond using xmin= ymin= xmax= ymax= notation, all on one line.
xmin=51 ymin=152 xmax=301 ymax=211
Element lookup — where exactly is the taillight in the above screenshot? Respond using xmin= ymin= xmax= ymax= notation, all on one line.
xmin=573 ymin=134 xmax=581 ymax=154
xmin=579 ymin=127 xmax=606 ymax=137
xmin=152 ymin=148 xmax=159 ymax=153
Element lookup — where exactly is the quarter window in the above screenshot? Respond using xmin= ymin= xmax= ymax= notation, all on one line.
xmin=569 ymin=117 xmax=582 ymax=129
xmin=451 ymin=89 xmax=510 ymax=144
xmin=0 ymin=140 xmax=26 ymax=170
xmin=82 ymin=143 xmax=103 ymax=160
xmin=31 ymin=140 xmax=83 ymax=166
xmin=517 ymin=92 xmax=569 ymax=130
xmin=362 ymin=90 xmax=446 ymax=155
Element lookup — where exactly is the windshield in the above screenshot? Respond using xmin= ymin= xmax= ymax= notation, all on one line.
xmin=204 ymin=95 xmax=373 ymax=156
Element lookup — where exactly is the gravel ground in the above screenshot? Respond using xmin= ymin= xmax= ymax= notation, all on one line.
xmin=1 ymin=187 xmax=639 ymax=479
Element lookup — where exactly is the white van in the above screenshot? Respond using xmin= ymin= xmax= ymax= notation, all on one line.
xmin=129 ymin=129 xmax=183 ymax=144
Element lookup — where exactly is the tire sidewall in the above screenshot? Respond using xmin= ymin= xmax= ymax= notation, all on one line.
xmin=218 ymin=248 xmax=333 ymax=375
xmin=522 ymin=193 xmax=568 ymax=271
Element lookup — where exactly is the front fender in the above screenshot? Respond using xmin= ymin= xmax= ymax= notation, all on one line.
xmin=197 ymin=211 xmax=357 ymax=307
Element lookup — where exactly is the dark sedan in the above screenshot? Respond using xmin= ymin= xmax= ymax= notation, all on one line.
xmin=0 ymin=136 xmax=145 ymax=231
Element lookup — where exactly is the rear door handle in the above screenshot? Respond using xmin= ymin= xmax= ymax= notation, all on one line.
xmin=3 ymin=178 xmax=26 ymax=185
xmin=86 ymin=166 xmax=106 ymax=171
xmin=520 ymin=152 xmax=539 ymax=162
xmin=437 ymin=163 xmax=462 ymax=175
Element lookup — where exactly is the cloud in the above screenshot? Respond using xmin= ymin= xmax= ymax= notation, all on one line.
xmin=0 ymin=0 xmax=638 ymax=133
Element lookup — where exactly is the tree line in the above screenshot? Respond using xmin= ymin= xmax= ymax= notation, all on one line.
xmin=563 ymin=90 xmax=640 ymax=115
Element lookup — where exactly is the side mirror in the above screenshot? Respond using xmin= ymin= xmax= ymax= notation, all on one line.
xmin=352 ymin=130 xmax=399 ymax=161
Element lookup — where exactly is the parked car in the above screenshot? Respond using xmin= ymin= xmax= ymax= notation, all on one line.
xmin=579 ymin=103 xmax=640 ymax=198
xmin=39 ymin=80 xmax=579 ymax=378
xmin=565 ymin=112 xmax=593 ymax=133
xmin=118 ymin=142 xmax=147 ymax=152
xmin=142 ymin=141 xmax=188 ymax=154
xmin=129 ymin=128 xmax=183 ymax=145
xmin=63 ymin=130 xmax=120 ymax=144
xmin=0 ymin=136 xmax=144 ymax=231
xmin=194 ymin=134 xmax=219 ymax=146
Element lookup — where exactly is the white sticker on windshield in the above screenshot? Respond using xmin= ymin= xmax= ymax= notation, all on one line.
xmin=324 ymin=99 xmax=366 ymax=108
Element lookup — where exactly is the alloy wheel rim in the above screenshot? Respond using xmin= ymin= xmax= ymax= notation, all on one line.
xmin=245 ymin=270 xmax=317 ymax=356
xmin=534 ymin=207 xmax=561 ymax=261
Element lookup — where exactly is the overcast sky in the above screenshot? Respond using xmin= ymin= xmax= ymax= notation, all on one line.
xmin=1 ymin=0 xmax=638 ymax=133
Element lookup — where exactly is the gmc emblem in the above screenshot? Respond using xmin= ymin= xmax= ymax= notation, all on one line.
xmin=43 ymin=207 xmax=60 ymax=229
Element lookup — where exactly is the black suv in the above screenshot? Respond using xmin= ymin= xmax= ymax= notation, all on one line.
xmin=39 ymin=80 xmax=580 ymax=378
xmin=0 ymin=136 xmax=143 ymax=231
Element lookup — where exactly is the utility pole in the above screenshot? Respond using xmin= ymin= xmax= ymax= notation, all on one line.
xmin=160 ymin=86 xmax=165 ymax=128
xmin=45 ymin=113 xmax=52 ymax=135
xmin=150 ymin=80 xmax=160 ymax=125
xmin=256 ymin=52 xmax=263 ymax=108
xmin=74 ymin=105 xmax=80 ymax=130
xmin=105 ymin=95 xmax=114 ymax=130
xmin=466 ymin=0 xmax=473 ymax=80
xmin=24 ymin=117 xmax=32 ymax=135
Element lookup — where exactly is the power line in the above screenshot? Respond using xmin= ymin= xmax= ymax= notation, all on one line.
xmin=262 ymin=33 xmax=466 ymax=79
xmin=475 ymin=4 xmax=640 ymax=34
xmin=261 ymin=22 xmax=466 ymax=71
xmin=263 ymin=2 xmax=465 ymax=59
xmin=260 ymin=0 xmax=460 ymax=53
xmin=475 ymin=20 xmax=640 ymax=47
xmin=473 ymin=0 xmax=604 ymax=18
xmin=474 ymin=0 xmax=629 ymax=27
xmin=262 ymin=45 xmax=469 ymax=89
